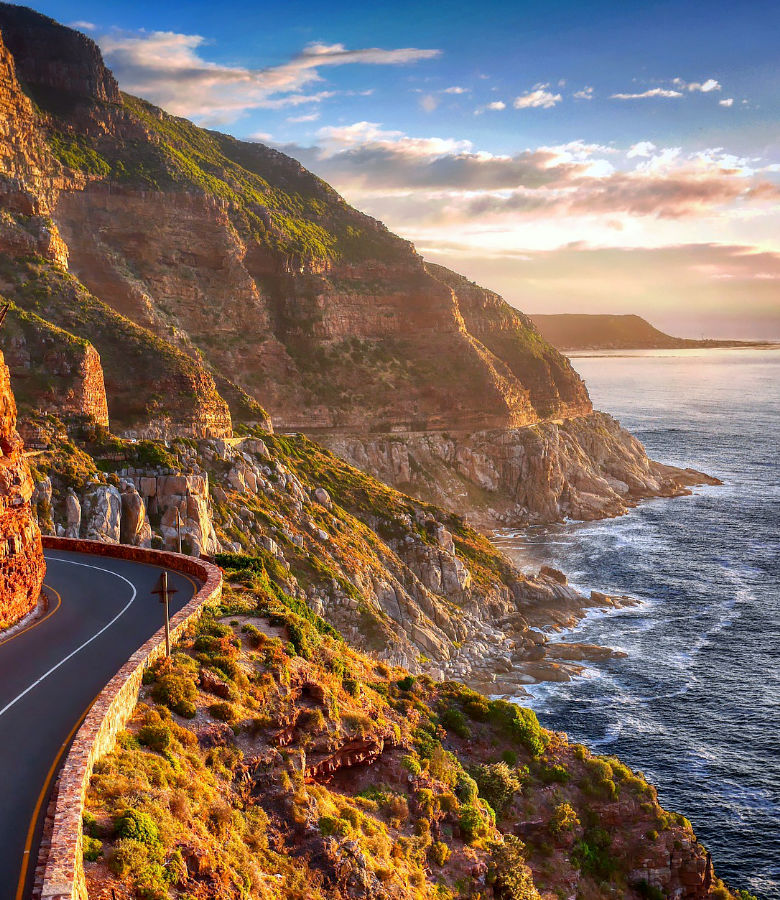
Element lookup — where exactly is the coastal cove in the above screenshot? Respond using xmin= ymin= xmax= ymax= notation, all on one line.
xmin=494 ymin=348 xmax=780 ymax=900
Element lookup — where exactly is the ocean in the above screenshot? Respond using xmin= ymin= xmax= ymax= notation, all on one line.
xmin=493 ymin=348 xmax=780 ymax=900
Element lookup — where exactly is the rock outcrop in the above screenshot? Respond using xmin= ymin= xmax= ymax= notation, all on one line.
xmin=0 ymin=347 xmax=44 ymax=628
xmin=323 ymin=411 xmax=719 ymax=529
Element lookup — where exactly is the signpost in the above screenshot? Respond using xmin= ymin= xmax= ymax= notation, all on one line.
xmin=151 ymin=572 xmax=178 ymax=658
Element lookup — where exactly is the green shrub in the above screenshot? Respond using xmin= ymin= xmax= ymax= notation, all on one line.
xmin=440 ymin=707 xmax=471 ymax=739
xmin=209 ymin=701 xmax=236 ymax=722
xmin=549 ymin=802 xmax=580 ymax=837
xmin=114 ymin=809 xmax=160 ymax=847
xmin=488 ymin=700 xmax=548 ymax=757
xmin=501 ymin=749 xmax=518 ymax=766
xmin=430 ymin=840 xmax=450 ymax=866
xmin=471 ymin=762 xmax=523 ymax=814
xmin=459 ymin=803 xmax=490 ymax=844
xmin=318 ymin=815 xmax=349 ymax=836
xmin=489 ymin=836 xmax=541 ymax=900
xmin=151 ymin=666 xmax=197 ymax=718
xmin=82 ymin=835 xmax=103 ymax=862
xmin=397 ymin=675 xmax=416 ymax=692
xmin=537 ymin=762 xmax=570 ymax=785
xmin=635 ymin=880 xmax=665 ymax=900
xmin=82 ymin=810 xmax=98 ymax=837
xmin=456 ymin=772 xmax=479 ymax=805
xmin=401 ymin=754 xmax=422 ymax=776
xmin=572 ymin=827 xmax=616 ymax=879
xmin=138 ymin=723 xmax=172 ymax=753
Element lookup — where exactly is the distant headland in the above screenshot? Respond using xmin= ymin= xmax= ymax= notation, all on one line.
xmin=530 ymin=313 xmax=777 ymax=351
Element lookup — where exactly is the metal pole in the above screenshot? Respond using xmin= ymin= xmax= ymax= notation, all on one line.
xmin=162 ymin=571 xmax=171 ymax=658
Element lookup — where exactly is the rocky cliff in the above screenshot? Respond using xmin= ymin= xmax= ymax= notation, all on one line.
xmin=0 ymin=346 xmax=44 ymax=628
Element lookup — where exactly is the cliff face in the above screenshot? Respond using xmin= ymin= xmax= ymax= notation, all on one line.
xmin=2 ymin=301 xmax=109 ymax=427
xmin=0 ymin=16 xmax=234 ymax=438
xmin=0 ymin=347 xmax=44 ymax=628
xmin=0 ymin=3 xmax=590 ymax=437
xmin=323 ymin=412 xmax=720 ymax=529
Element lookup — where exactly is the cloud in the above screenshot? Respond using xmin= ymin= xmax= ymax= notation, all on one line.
xmin=70 ymin=20 xmax=96 ymax=30
xmin=286 ymin=112 xmax=320 ymax=123
xmin=573 ymin=86 xmax=594 ymax=100
xmin=478 ymin=100 xmax=506 ymax=112
xmin=420 ymin=93 xmax=439 ymax=112
xmin=94 ymin=29 xmax=440 ymax=123
xmin=674 ymin=77 xmax=722 ymax=92
xmin=611 ymin=88 xmax=683 ymax=100
xmin=442 ymin=86 xmax=467 ymax=94
xmin=513 ymin=85 xmax=562 ymax=109
xmin=627 ymin=141 xmax=656 ymax=158
xmin=719 ymin=98 xmax=734 ymax=107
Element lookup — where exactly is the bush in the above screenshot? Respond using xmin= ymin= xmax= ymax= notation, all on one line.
xmin=397 ymin=675 xmax=416 ymax=692
xmin=471 ymin=762 xmax=523 ymax=814
xmin=138 ymin=723 xmax=172 ymax=753
xmin=489 ymin=836 xmax=541 ymax=900
xmin=537 ymin=762 xmax=570 ymax=785
xmin=488 ymin=700 xmax=548 ymax=757
xmin=456 ymin=772 xmax=479 ymax=805
xmin=430 ymin=840 xmax=450 ymax=866
xmin=82 ymin=835 xmax=103 ymax=862
xmin=549 ymin=802 xmax=580 ymax=837
xmin=459 ymin=803 xmax=490 ymax=844
xmin=151 ymin=665 xmax=197 ymax=718
xmin=114 ymin=809 xmax=160 ymax=847
xmin=401 ymin=754 xmax=422 ymax=776
xmin=440 ymin=707 xmax=471 ymax=739
xmin=209 ymin=701 xmax=236 ymax=722
xmin=635 ymin=880 xmax=666 ymax=900
xmin=572 ymin=827 xmax=616 ymax=879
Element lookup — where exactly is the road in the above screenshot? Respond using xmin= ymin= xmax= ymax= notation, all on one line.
xmin=0 ymin=548 xmax=199 ymax=900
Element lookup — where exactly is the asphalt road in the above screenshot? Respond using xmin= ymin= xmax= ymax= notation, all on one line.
xmin=0 ymin=548 xmax=199 ymax=900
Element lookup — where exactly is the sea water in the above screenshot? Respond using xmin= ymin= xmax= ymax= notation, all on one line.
xmin=493 ymin=349 xmax=780 ymax=899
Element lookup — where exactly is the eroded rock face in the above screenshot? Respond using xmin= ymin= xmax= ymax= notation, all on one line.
xmin=323 ymin=412 xmax=719 ymax=529
xmin=0 ymin=349 xmax=44 ymax=628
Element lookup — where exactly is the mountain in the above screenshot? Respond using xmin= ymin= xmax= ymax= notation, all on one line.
xmin=530 ymin=313 xmax=767 ymax=351
xmin=0 ymin=4 xmax=713 ymax=527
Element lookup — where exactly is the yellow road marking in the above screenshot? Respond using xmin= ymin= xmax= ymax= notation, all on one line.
xmin=13 ymin=563 xmax=200 ymax=898
xmin=14 ymin=690 xmax=100 ymax=900
xmin=0 ymin=587 xmax=61 ymax=650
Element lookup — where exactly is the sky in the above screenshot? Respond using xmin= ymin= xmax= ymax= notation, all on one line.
xmin=34 ymin=0 xmax=780 ymax=337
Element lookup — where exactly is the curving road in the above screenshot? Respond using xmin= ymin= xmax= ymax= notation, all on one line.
xmin=0 ymin=548 xmax=199 ymax=900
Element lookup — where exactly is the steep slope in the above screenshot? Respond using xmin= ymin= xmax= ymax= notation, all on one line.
xmin=530 ymin=313 xmax=761 ymax=351
xmin=0 ymin=3 xmax=590 ymax=435
xmin=80 ymin=574 xmax=738 ymax=900
xmin=0 ymin=18 xmax=236 ymax=437
xmin=0 ymin=345 xmax=44 ymax=628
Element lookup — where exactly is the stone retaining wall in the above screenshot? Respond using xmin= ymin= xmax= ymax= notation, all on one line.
xmin=36 ymin=536 xmax=223 ymax=900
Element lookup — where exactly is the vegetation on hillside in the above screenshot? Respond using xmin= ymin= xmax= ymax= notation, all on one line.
xmin=81 ymin=570 xmax=737 ymax=900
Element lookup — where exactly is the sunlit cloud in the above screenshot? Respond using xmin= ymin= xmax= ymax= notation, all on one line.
xmin=719 ymin=98 xmax=734 ymax=107
xmin=674 ymin=77 xmax=722 ymax=92
xmin=513 ymin=85 xmax=562 ymax=109
xmin=94 ymin=29 xmax=440 ymax=123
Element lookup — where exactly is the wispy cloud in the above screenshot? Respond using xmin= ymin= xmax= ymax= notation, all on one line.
xmin=286 ymin=112 xmax=320 ymax=123
xmin=719 ymin=98 xmax=734 ymax=107
xmin=94 ymin=29 xmax=440 ymax=123
xmin=611 ymin=88 xmax=683 ymax=100
xmin=513 ymin=85 xmax=562 ymax=109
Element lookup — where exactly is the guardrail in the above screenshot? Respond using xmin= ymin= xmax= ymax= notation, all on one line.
xmin=36 ymin=537 xmax=223 ymax=900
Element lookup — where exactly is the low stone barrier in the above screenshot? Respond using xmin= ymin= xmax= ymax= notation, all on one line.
xmin=36 ymin=536 xmax=223 ymax=900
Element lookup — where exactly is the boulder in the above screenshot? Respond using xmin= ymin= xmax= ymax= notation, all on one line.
xmin=64 ymin=490 xmax=81 ymax=538
xmin=82 ymin=484 xmax=121 ymax=543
